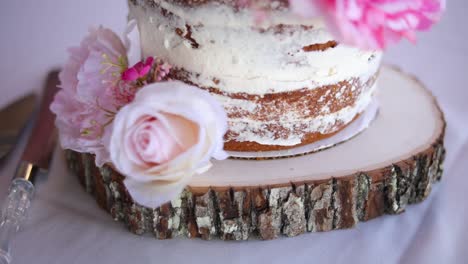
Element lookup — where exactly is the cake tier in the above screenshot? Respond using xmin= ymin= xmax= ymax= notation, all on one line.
xmin=171 ymin=69 xmax=378 ymax=151
xmin=129 ymin=0 xmax=382 ymax=151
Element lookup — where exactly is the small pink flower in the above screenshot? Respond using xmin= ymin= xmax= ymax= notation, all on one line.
xmin=154 ymin=61 xmax=172 ymax=82
xmin=122 ymin=57 xmax=154 ymax=82
xmin=110 ymin=81 xmax=228 ymax=208
xmin=290 ymin=0 xmax=445 ymax=50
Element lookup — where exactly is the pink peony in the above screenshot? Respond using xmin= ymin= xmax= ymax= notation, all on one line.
xmin=51 ymin=26 xmax=129 ymax=165
xmin=109 ymin=81 xmax=228 ymax=208
xmin=289 ymin=0 xmax=445 ymax=50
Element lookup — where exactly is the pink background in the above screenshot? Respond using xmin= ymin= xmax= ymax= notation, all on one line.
xmin=0 ymin=1 xmax=467 ymax=264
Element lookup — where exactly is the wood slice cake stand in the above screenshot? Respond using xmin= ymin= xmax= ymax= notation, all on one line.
xmin=65 ymin=66 xmax=446 ymax=241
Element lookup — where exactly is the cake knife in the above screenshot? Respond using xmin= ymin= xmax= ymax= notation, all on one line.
xmin=0 ymin=94 xmax=37 ymax=161
xmin=0 ymin=71 xmax=59 ymax=264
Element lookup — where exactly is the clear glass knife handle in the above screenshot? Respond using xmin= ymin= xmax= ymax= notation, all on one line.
xmin=0 ymin=178 xmax=35 ymax=264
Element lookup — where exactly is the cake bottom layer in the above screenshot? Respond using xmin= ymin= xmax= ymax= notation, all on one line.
xmin=224 ymin=113 xmax=361 ymax=152
xmin=219 ymin=76 xmax=379 ymax=152
xmin=168 ymin=67 xmax=379 ymax=153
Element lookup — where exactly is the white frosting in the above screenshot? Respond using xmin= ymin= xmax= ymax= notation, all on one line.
xmin=228 ymin=97 xmax=379 ymax=159
xmin=222 ymin=82 xmax=378 ymax=146
xmin=129 ymin=0 xmax=382 ymax=147
xmin=129 ymin=1 xmax=382 ymax=95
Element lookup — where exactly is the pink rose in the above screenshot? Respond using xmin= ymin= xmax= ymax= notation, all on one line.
xmin=110 ymin=81 xmax=228 ymax=208
xmin=290 ymin=0 xmax=445 ymax=50
xmin=51 ymin=26 xmax=129 ymax=165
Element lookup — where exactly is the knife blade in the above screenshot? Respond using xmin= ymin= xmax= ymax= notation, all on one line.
xmin=20 ymin=71 xmax=59 ymax=172
xmin=0 ymin=94 xmax=36 ymax=160
xmin=0 ymin=71 xmax=60 ymax=264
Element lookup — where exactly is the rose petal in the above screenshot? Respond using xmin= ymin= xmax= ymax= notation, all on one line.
xmin=158 ymin=113 xmax=199 ymax=152
xmin=124 ymin=176 xmax=192 ymax=208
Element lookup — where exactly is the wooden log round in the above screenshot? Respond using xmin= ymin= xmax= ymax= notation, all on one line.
xmin=65 ymin=66 xmax=446 ymax=240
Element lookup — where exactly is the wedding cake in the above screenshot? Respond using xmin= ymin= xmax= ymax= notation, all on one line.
xmin=129 ymin=0 xmax=382 ymax=151
xmin=52 ymin=0 xmax=446 ymax=240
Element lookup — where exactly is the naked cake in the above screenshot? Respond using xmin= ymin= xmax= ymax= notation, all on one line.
xmin=128 ymin=0 xmax=382 ymax=151
xmin=53 ymin=0 xmax=446 ymax=239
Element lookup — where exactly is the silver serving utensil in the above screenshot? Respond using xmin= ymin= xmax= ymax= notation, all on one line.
xmin=0 ymin=71 xmax=59 ymax=264
xmin=0 ymin=94 xmax=36 ymax=161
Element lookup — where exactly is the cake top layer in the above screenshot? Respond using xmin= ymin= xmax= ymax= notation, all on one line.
xmin=130 ymin=0 xmax=291 ymax=11
xmin=130 ymin=0 xmax=380 ymax=95
xmin=131 ymin=0 xmax=446 ymax=51
xmin=130 ymin=0 xmax=322 ymax=29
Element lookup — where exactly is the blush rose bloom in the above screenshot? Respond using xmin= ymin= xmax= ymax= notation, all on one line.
xmin=289 ymin=0 xmax=445 ymax=50
xmin=110 ymin=81 xmax=228 ymax=208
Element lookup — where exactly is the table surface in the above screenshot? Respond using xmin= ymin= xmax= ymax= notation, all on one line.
xmin=0 ymin=1 xmax=467 ymax=264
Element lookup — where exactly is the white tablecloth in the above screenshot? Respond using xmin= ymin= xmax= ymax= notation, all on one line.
xmin=0 ymin=1 xmax=467 ymax=263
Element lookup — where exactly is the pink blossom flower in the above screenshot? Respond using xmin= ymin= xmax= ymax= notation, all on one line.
xmin=109 ymin=81 xmax=228 ymax=208
xmin=289 ymin=0 xmax=445 ymax=50
xmin=122 ymin=57 xmax=154 ymax=82
xmin=51 ymin=26 xmax=129 ymax=165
